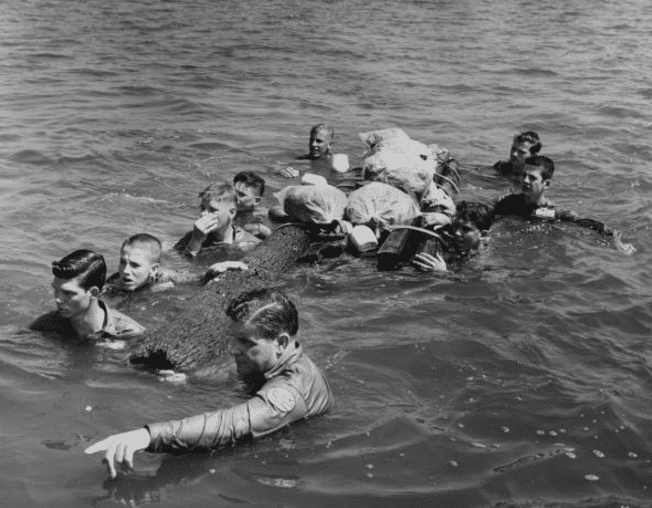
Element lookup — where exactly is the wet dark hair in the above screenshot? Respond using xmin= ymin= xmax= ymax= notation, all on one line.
xmin=122 ymin=233 xmax=162 ymax=264
xmin=51 ymin=249 xmax=106 ymax=291
xmin=524 ymin=154 xmax=555 ymax=180
xmin=513 ymin=131 xmax=542 ymax=154
xmin=310 ymin=123 xmax=335 ymax=141
xmin=233 ymin=171 xmax=266 ymax=197
xmin=454 ymin=201 xmax=494 ymax=232
xmin=226 ymin=288 xmax=299 ymax=339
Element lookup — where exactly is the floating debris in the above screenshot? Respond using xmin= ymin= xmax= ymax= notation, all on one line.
xmin=257 ymin=478 xmax=297 ymax=488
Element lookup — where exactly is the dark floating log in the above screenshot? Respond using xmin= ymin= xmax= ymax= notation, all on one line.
xmin=129 ymin=224 xmax=313 ymax=373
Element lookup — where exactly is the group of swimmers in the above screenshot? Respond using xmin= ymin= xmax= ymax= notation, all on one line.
xmin=30 ymin=170 xmax=270 ymax=342
xmin=29 ymin=123 xmax=635 ymax=478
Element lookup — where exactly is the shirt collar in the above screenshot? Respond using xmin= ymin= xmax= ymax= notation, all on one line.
xmin=264 ymin=340 xmax=302 ymax=380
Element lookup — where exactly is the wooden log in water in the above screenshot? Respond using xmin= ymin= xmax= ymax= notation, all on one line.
xmin=128 ymin=224 xmax=313 ymax=373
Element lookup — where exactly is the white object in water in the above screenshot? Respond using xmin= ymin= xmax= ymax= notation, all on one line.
xmin=332 ymin=153 xmax=350 ymax=173
xmin=350 ymin=225 xmax=378 ymax=252
xmin=533 ymin=207 xmax=556 ymax=219
xmin=339 ymin=220 xmax=353 ymax=235
xmin=301 ymin=173 xmax=328 ymax=186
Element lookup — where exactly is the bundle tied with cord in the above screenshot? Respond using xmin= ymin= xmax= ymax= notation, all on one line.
xmin=273 ymin=184 xmax=349 ymax=241
xmin=359 ymin=128 xmax=437 ymax=199
xmin=345 ymin=182 xmax=421 ymax=238
xmin=356 ymin=127 xmax=463 ymax=269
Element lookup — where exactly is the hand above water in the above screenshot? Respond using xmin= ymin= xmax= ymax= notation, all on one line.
xmin=412 ymin=252 xmax=447 ymax=272
xmin=612 ymin=231 xmax=636 ymax=255
xmin=205 ymin=261 xmax=248 ymax=281
xmin=279 ymin=166 xmax=300 ymax=178
xmin=193 ymin=213 xmax=221 ymax=237
xmin=85 ymin=428 xmax=151 ymax=479
xmin=185 ymin=214 xmax=222 ymax=255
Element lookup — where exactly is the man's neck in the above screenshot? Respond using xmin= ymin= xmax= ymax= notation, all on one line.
xmin=522 ymin=191 xmax=545 ymax=206
xmin=70 ymin=299 xmax=105 ymax=338
xmin=211 ymin=223 xmax=235 ymax=243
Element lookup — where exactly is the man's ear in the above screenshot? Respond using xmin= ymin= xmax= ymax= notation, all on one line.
xmin=253 ymin=196 xmax=262 ymax=205
xmin=480 ymin=229 xmax=489 ymax=238
xmin=543 ymin=179 xmax=551 ymax=189
xmin=150 ymin=263 xmax=160 ymax=277
xmin=275 ymin=332 xmax=290 ymax=353
xmin=228 ymin=207 xmax=237 ymax=219
xmin=89 ymin=286 xmax=101 ymax=298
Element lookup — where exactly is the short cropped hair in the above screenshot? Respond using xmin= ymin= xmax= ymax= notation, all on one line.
xmin=454 ymin=201 xmax=494 ymax=231
xmin=52 ymin=249 xmax=106 ymax=291
xmin=310 ymin=123 xmax=335 ymax=141
xmin=226 ymin=288 xmax=299 ymax=339
xmin=513 ymin=131 xmax=542 ymax=155
xmin=122 ymin=233 xmax=162 ymax=264
xmin=198 ymin=181 xmax=237 ymax=206
xmin=524 ymin=154 xmax=555 ymax=181
xmin=233 ymin=171 xmax=266 ymax=197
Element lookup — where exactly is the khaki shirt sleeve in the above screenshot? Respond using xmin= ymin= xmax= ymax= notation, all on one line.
xmin=146 ymin=382 xmax=307 ymax=453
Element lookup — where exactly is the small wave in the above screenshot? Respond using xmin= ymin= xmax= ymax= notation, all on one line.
xmin=188 ymin=142 xmax=232 ymax=151
xmin=99 ymin=192 xmax=173 ymax=205
xmin=511 ymin=67 xmax=559 ymax=77
xmin=9 ymin=150 xmax=55 ymax=165
xmin=70 ymin=67 xmax=119 ymax=78
xmin=597 ymin=105 xmax=647 ymax=120
xmin=27 ymin=53 xmax=73 ymax=60
xmin=116 ymin=85 xmax=162 ymax=95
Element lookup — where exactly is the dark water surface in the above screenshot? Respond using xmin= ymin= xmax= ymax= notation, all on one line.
xmin=1 ymin=0 xmax=652 ymax=506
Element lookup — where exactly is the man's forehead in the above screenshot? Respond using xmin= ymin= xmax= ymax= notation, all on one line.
xmin=203 ymin=197 xmax=228 ymax=208
xmin=52 ymin=276 xmax=82 ymax=290
xmin=121 ymin=245 xmax=151 ymax=262
xmin=234 ymin=182 xmax=254 ymax=194
xmin=523 ymin=164 xmax=542 ymax=174
xmin=228 ymin=321 xmax=262 ymax=339
xmin=311 ymin=129 xmax=332 ymax=141
xmin=228 ymin=320 xmax=250 ymax=334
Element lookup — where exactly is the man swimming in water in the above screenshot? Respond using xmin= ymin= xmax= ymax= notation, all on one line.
xmin=493 ymin=131 xmax=542 ymax=179
xmin=280 ymin=123 xmax=337 ymax=178
xmin=31 ymin=249 xmax=145 ymax=340
xmin=84 ymin=288 xmax=332 ymax=478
